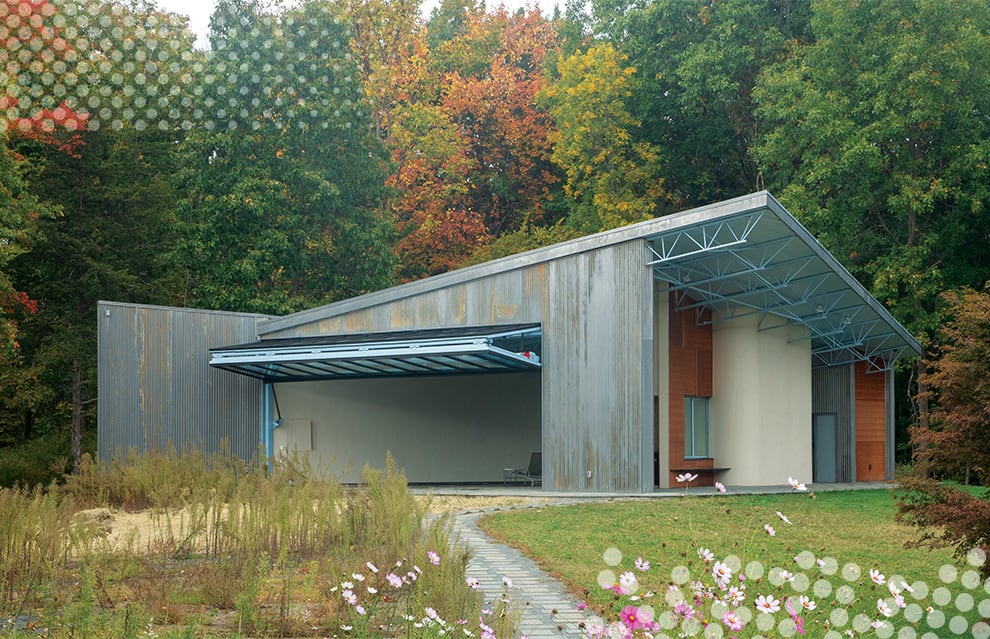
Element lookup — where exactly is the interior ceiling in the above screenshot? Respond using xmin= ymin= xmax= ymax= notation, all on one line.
xmin=209 ymin=323 xmax=542 ymax=383
xmin=646 ymin=208 xmax=921 ymax=372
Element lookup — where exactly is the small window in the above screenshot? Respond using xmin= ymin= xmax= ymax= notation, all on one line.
xmin=684 ymin=396 xmax=710 ymax=458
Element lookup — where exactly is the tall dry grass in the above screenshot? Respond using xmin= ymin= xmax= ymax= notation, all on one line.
xmin=0 ymin=447 xmax=503 ymax=638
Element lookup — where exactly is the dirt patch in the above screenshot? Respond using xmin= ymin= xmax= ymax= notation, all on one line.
xmin=76 ymin=495 xmax=547 ymax=551
xmin=422 ymin=494 xmax=550 ymax=514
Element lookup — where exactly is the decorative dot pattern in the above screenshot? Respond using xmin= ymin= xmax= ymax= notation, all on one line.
xmin=1 ymin=0 xmax=367 ymax=133
xmin=578 ymin=547 xmax=990 ymax=639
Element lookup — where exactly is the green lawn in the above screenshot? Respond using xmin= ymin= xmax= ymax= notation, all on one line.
xmin=480 ymin=489 xmax=988 ymax=637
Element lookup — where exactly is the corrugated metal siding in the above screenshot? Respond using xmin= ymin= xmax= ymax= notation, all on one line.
xmin=261 ymin=243 xmax=653 ymax=493
xmin=812 ymin=364 xmax=854 ymax=482
xmin=98 ymin=302 xmax=265 ymax=462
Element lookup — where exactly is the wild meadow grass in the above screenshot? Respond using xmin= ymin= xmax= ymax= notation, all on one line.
xmin=0 ymin=447 xmax=513 ymax=638
xmin=480 ymin=485 xmax=990 ymax=638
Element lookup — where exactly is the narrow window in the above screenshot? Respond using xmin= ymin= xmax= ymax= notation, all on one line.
xmin=684 ymin=396 xmax=710 ymax=458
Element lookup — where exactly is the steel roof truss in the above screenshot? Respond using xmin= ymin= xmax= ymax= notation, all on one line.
xmin=647 ymin=211 xmax=764 ymax=263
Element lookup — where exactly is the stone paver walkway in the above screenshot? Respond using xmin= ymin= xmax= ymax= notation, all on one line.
xmin=450 ymin=510 xmax=588 ymax=639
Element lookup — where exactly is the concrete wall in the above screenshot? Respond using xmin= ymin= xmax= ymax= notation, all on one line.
xmin=711 ymin=314 xmax=813 ymax=486
xmin=272 ymin=372 xmax=541 ymax=483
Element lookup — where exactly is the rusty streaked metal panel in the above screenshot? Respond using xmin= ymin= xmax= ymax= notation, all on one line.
xmin=98 ymin=301 xmax=267 ymax=463
xmin=543 ymin=241 xmax=652 ymax=492
xmin=257 ymin=242 xmax=652 ymax=493
xmin=812 ymin=363 xmax=854 ymax=482
xmin=261 ymin=267 xmax=547 ymax=339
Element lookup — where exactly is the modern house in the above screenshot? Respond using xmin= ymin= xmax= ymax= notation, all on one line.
xmin=98 ymin=192 xmax=921 ymax=492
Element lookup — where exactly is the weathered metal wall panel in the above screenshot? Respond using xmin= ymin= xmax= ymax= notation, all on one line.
xmin=261 ymin=266 xmax=548 ymax=338
xmin=543 ymin=242 xmax=652 ymax=492
xmin=261 ymin=244 xmax=652 ymax=493
xmin=812 ymin=364 xmax=854 ymax=482
xmin=98 ymin=302 xmax=265 ymax=462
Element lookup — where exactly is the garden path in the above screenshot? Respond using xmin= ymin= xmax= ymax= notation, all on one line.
xmin=450 ymin=509 xmax=588 ymax=639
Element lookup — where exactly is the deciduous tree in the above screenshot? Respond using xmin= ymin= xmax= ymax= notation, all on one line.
xmin=753 ymin=0 xmax=990 ymax=340
xmin=167 ymin=0 xmax=394 ymax=314
xmin=543 ymin=42 xmax=669 ymax=233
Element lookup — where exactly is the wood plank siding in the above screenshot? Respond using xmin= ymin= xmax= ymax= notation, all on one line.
xmin=854 ymin=361 xmax=887 ymax=481
xmin=668 ymin=294 xmax=715 ymax=485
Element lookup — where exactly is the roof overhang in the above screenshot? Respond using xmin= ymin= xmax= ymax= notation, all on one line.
xmin=646 ymin=200 xmax=922 ymax=372
xmin=209 ymin=323 xmax=542 ymax=383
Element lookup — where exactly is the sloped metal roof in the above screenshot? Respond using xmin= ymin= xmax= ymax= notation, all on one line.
xmin=227 ymin=192 xmax=918 ymax=372
xmin=645 ymin=200 xmax=921 ymax=371
xmin=209 ymin=323 xmax=542 ymax=382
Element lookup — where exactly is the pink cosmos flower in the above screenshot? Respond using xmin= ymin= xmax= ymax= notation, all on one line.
xmin=713 ymin=561 xmax=731 ymax=587
xmin=714 ymin=481 xmax=727 ymax=493
xmin=355 ymin=604 xmax=366 ymax=616
xmin=785 ymin=596 xmax=807 ymax=635
xmin=634 ymin=556 xmax=650 ymax=571
xmin=727 ymin=586 xmax=746 ymax=606
xmin=870 ymin=569 xmax=886 ymax=585
xmin=366 ymin=561 xmax=379 ymax=574
xmin=341 ymin=589 xmax=357 ymax=606
xmin=502 ymin=576 xmax=513 ymax=588
xmin=620 ymin=605 xmax=649 ymax=631
xmin=798 ymin=595 xmax=816 ymax=611
xmin=427 ymin=550 xmax=441 ymax=566
xmin=698 ymin=547 xmax=715 ymax=562
xmin=779 ymin=569 xmax=795 ymax=583
xmin=425 ymin=607 xmax=439 ymax=620
xmin=776 ymin=510 xmax=793 ymax=525
xmin=386 ymin=573 xmax=403 ymax=588
xmin=755 ymin=594 xmax=781 ymax=614
xmin=787 ymin=476 xmax=808 ymax=491
xmin=722 ymin=610 xmax=744 ymax=632
xmin=676 ymin=472 xmax=699 ymax=483
xmin=877 ymin=598 xmax=893 ymax=617
xmin=764 ymin=523 xmax=776 ymax=536
xmin=466 ymin=576 xmax=480 ymax=589
xmin=673 ymin=602 xmax=695 ymax=619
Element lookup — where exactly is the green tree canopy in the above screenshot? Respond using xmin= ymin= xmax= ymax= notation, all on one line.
xmin=753 ymin=0 xmax=990 ymax=338
xmin=166 ymin=0 xmax=395 ymax=314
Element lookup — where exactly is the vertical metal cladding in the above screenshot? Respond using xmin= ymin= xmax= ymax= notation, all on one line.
xmin=543 ymin=241 xmax=652 ymax=493
xmin=98 ymin=302 xmax=267 ymax=463
xmin=259 ymin=241 xmax=653 ymax=493
xmin=811 ymin=363 xmax=854 ymax=482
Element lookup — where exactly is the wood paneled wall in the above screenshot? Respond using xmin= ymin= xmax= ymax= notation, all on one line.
xmin=668 ymin=294 xmax=714 ymax=485
xmin=855 ymin=361 xmax=887 ymax=481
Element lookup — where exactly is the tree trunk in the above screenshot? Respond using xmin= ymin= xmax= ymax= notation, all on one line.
xmin=916 ymin=358 xmax=929 ymax=430
xmin=914 ymin=358 xmax=931 ymax=474
xmin=72 ymin=358 xmax=83 ymax=474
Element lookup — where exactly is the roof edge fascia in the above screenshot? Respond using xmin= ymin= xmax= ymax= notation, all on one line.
xmin=759 ymin=196 xmax=923 ymax=357
xmin=257 ymin=192 xmax=774 ymax=335
xmin=99 ymin=300 xmax=274 ymax=320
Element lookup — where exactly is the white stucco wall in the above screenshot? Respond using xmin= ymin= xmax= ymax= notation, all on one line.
xmin=273 ymin=372 xmax=541 ymax=483
xmin=711 ymin=314 xmax=813 ymax=486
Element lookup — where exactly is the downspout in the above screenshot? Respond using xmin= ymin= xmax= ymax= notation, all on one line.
xmin=262 ymin=382 xmax=281 ymax=467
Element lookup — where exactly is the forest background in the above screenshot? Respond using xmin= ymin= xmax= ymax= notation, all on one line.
xmin=1 ymin=0 xmax=990 ymax=490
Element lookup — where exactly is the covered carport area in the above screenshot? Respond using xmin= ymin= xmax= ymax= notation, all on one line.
xmin=208 ymin=324 xmax=543 ymax=483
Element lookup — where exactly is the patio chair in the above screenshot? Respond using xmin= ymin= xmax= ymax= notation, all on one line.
xmin=505 ymin=451 xmax=542 ymax=486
